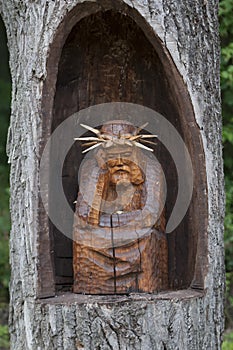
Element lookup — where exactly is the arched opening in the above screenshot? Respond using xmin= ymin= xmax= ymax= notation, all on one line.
xmin=39 ymin=2 xmax=207 ymax=297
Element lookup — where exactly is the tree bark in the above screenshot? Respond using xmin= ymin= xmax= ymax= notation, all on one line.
xmin=0 ymin=0 xmax=224 ymax=349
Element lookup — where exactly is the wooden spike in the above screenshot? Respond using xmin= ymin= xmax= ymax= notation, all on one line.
xmin=137 ymin=122 xmax=149 ymax=133
xmin=80 ymin=123 xmax=100 ymax=135
xmin=74 ymin=137 xmax=103 ymax=141
xmin=129 ymin=135 xmax=142 ymax=141
xmin=134 ymin=141 xmax=154 ymax=152
xmin=124 ymin=140 xmax=133 ymax=147
xmin=104 ymin=140 xmax=114 ymax=148
xmin=141 ymin=134 xmax=158 ymax=139
xmin=82 ymin=141 xmax=98 ymax=147
xmin=121 ymin=133 xmax=132 ymax=139
xmin=140 ymin=139 xmax=157 ymax=145
xmin=100 ymin=134 xmax=112 ymax=140
xmin=82 ymin=143 xmax=102 ymax=153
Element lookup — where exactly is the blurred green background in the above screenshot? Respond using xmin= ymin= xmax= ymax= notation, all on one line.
xmin=0 ymin=14 xmax=11 ymax=349
xmin=0 ymin=17 xmax=10 ymax=302
xmin=0 ymin=1 xmax=233 ymax=348
xmin=220 ymin=0 xmax=233 ymax=347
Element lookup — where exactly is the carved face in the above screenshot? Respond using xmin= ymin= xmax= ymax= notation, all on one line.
xmin=105 ymin=146 xmax=144 ymax=186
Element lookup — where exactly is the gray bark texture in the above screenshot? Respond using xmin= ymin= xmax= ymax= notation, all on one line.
xmin=0 ymin=0 xmax=224 ymax=349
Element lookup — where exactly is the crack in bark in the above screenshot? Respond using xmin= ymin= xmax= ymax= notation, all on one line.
xmin=106 ymin=321 xmax=121 ymax=350
xmin=147 ymin=0 xmax=154 ymax=19
xmin=100 ymin=322 xmax=115 ymax=350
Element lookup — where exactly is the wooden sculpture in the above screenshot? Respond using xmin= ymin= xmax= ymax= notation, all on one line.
xmin=73 ymin=120 xmax=168 ymax=294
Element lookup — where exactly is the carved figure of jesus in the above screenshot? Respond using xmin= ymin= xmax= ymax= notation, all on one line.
xmin=73 ymin=120 xmax=168 ymax=294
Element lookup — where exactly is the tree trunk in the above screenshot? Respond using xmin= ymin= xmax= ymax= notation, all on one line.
xmin=0 ymin=0 xmax=224 ymax=349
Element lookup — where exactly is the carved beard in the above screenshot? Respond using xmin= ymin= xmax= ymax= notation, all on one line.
xmin=86 ymin=161 xmax=145 ymax=225
xmin=127 ymin=162 xmax=145 ymax=186
xmin=100 ymin=163 xmax=145 ymax=215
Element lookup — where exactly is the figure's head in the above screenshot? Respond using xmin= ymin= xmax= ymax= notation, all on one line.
xmin=99 ymin=120 xmax=149 ymax=186
xmin=104 ymin=144 xmax=142 ymax=186
xmin=76 ymin=120 xmax=158 ymax=222
xmin=76 ymin=119 xmax=157 ymax=187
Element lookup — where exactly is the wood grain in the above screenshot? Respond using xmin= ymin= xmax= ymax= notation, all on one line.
xmin=73 ymin=121 xmax=168 ymax=294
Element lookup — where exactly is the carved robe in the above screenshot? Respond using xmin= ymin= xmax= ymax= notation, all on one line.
xmin=73 ymin=152 xmax=168 ymax=294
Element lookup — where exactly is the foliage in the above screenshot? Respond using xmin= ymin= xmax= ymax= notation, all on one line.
xmin=0 ymin=18 xmax=11 ymax=302
xmin=225 ymin=272 xmax=233 ymax=330
xmin=223 ymin=331 xmax=233 ymax=350
xmin=0 ymin=324 xmax=10 ymax=349
xmin=219 ymin=0 xmax=233 ymax=332
xmin=0 ymin=80 xmax=11 ymax=298
xmin=225 ymin=178 xmax=233 ymax=272
xmin=220 ymin=0 xmax=233 ymax=273
xmin=220 ymin=0 xmax=233 ymax=177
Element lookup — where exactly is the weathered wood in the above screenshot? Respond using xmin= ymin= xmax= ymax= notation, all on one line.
xmin=0 ymin=0 xmax=224 ymax=349
xmin=73 ymin=120 xmax=168 ymax=294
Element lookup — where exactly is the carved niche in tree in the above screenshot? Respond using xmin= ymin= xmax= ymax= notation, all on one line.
xmin=73 ymin=120 xmax=168 ymax=294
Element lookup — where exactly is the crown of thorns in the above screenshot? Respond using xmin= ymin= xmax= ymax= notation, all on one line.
xmin=74 ymin=122 xmax=157 ymax=153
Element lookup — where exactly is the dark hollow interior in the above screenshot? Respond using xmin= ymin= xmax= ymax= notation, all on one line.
xmin=50 ymin=10 xmax=201 ymax=293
